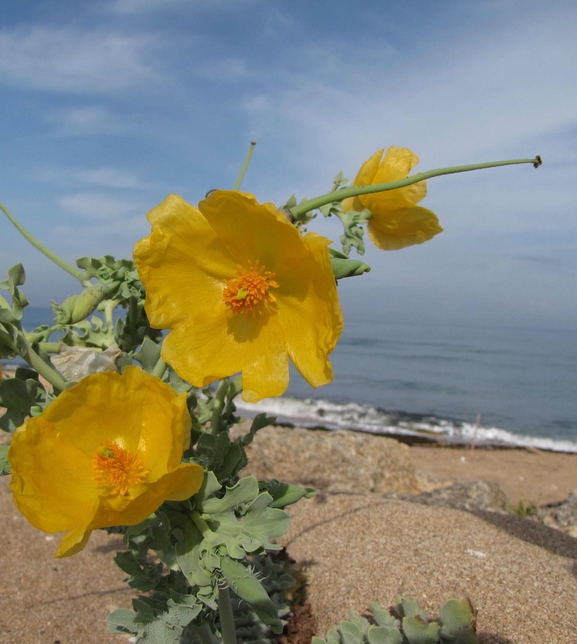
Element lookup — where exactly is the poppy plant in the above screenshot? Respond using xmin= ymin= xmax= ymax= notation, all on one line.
xmin=341 ymin=147 xmax=443 ymax=250
xmin=133 ymin=190 xmax=343 ymax=402
xmin=9 ymin=366 xmax=204 ymax=558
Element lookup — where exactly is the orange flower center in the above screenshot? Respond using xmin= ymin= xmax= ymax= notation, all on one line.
xmin=222 ymin=261 xmax=279 ymax=317
xmin=92 ymin=441 xmax=150 ymax=496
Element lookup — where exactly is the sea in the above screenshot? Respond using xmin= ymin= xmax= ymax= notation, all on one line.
xmin=5 ymin=307 xmax=577 ymax=453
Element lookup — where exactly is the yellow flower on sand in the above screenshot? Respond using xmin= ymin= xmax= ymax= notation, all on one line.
xmin=9 ymin=366 xmax=204 ymax=558
xmin=341 ymin=147 xmax=443 ymax=250
xmin=133 ymin=190 xmax=343 ymax=403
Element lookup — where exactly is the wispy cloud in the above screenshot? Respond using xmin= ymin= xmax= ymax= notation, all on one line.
xmin=105 ymin=0 xmax=258 ymax=14
xmin=0 ymin=26 xmax=160 ymax=93
xmin=72 ymin=168 xmax=143 ymax=189
xmin=45 ymin=106 xmax=122 ymax=136
xmin=59 ymin=192 xmax=146 ymax=220
xmin=40 ymin=166 xmax=144 ymax=189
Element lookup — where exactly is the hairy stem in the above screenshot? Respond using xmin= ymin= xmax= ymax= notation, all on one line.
xmin=208 ymin=378 xmax=229 ymax=435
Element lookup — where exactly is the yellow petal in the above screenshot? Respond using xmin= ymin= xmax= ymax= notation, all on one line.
xmin=362 ymin=146 xmax=427 ymax=212
xmin=56 ymin=528 xmax=92 ymax=558
xmin=367 ymin=204 xmax=443 ymax=250
xmin=161 ymin=308 xmax=289 ymax=402
xmin=9 ymin=367 xmax=203 ymax=556
xmin=198 ymin=191 xmax=306 ymax=273
xmin=135 ymin=191 xmax=343 ymax=400
xmin=278 ymin=232 xmax=343 ymax=388
xmin=352 ymin=149 xmax=383 ymax=187
xmin=134 ymin=194 xmax=238 ymax=330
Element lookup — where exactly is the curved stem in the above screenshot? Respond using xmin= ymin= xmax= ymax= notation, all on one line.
xmin=234 ymin=141 xmax=256 ymax=190
xmin=0 ymin=201 xmax=83 ymax=280
xmin=19 ymin=337 xmax=69 ymax=392
xmin=290 ymin=157 xmax=542 ymax=218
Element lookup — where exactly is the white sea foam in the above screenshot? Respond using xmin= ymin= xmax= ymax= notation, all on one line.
xmin=235 ymin=396 xmax=577 ymax=453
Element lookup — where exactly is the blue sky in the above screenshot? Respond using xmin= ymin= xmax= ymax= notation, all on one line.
xmin=1 ymin=0 xmax=576 ymax=329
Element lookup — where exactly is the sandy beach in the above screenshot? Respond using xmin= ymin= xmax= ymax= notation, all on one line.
xmin=1 ymin=421 xmax=577 ymax=642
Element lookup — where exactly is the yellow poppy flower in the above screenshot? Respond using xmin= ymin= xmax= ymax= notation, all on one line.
xmin=133 ymin=191 xmax=343 ymax=403
xmin=341 ymin=147 xmax=443 ymax=250
xmin=9 ymin=366 xmax=204 ymax=558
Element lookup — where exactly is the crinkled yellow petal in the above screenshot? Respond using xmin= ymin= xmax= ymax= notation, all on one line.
xmin=278 ymin=232 xmax=343 ymax=388
xmin=9 ymin=418 xmax=98 ymax=532
xmin=9 ymin=367 xmax=203 ymax=557
xmin=134 ymin=194 xmax=238 ymax=330
xmin=367 ymin=204 xmax=443 ymax=250
xmin=361 ymin=147 xmax=427 ymax=212
xmin=198 ymin=191 xmax=305 ymax=273
xmin=57 ymin=527 xmax=92 ymax=558
xmin=161 ymin=309 xmax=289 ymax=402
xmin=352 ymin=149 xmax=383 ymax=186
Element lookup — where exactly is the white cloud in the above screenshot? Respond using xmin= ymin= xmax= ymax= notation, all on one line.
xmin=72 ymin=168 xmax=143 ymax=189
xmin=46 ymin=106 xmax=121 ymax=136
xmin=59 ymin=192 xmax=145 ymax=220
xmin=0 ymin=26 xmax=159 ymax=92
xmin=243 ymin=7 xmax=577 ymax=177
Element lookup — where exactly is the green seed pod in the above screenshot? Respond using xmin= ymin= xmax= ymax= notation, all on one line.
xmin=219 ymin=555 xmax=283 ymax=634
xmin=52 ymin=281 xmax=113 ymax=325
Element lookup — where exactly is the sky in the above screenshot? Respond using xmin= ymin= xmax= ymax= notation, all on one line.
xmin=0 ymin=0 xmax=576 ymax=330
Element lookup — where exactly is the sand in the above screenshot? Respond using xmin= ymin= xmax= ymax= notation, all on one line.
xmin=1 ymin=426 xmax=577 ymax=643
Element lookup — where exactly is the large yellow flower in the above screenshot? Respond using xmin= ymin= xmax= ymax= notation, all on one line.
xmin=341 ymin=147 xmax=443 ymax=250
xmin=9 ymin=366 xmax=204 ymax=558
xmin=133 ymin=190 xmax=343 ymax=403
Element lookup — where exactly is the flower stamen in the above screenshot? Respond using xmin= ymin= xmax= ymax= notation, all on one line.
xmin=92 ymin=441 xmax=149 ymax=496
xmin=222 ymin=260 xmax=279 ymax=318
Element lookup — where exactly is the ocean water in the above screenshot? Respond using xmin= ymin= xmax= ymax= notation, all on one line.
xmin=7 ymin=307 xmax=577 ymax=452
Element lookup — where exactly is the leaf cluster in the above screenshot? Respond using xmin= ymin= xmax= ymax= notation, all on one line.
xmin=313 ymin=598 xmax=478 ymax=644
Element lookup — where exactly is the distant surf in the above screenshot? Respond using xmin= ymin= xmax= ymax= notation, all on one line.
xmin=235 ymin=396 xmax=577 ymax=453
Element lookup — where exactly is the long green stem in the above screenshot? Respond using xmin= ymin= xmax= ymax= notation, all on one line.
xmin=233 ymin=141 xmax=256 ymax=190
xmin=208 ymin=378 xmax=229 ymax=435
xmin=0 ymin=201 xmax=83 ymax=280
xmin=290 ymin=156 xmax=542 ymax=218
xmin=18 ymin=336 xmax=69 ymax=391
xmin=217 ymin=585 xmax=238 ymax=644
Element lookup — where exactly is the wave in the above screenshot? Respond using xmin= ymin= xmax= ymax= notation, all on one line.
xmin=235 ymin=396 xmax=577 ymax=454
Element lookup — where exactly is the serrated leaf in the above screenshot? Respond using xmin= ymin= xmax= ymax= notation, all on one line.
xmin=242 ymin=412 xmax=276 ymax=446
xmin=0 ymin=377 xmax=44 ymax=431
xmin=367 ymin=625 xmax=402 ymax=644
xmin=132 ymin=336 xmax=161 ymax=373
xmin=440 ymin=599 xmax=477 ymax=640
xmin=370 ymin=603 xmax=400 ymax=630
xmin=402 ymin=616 xmax=440 ymax=644
xmin=106 ymin=608 xmax=139 ymax=635
xmin=259 ymin=480 xmax=316 ymax=508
